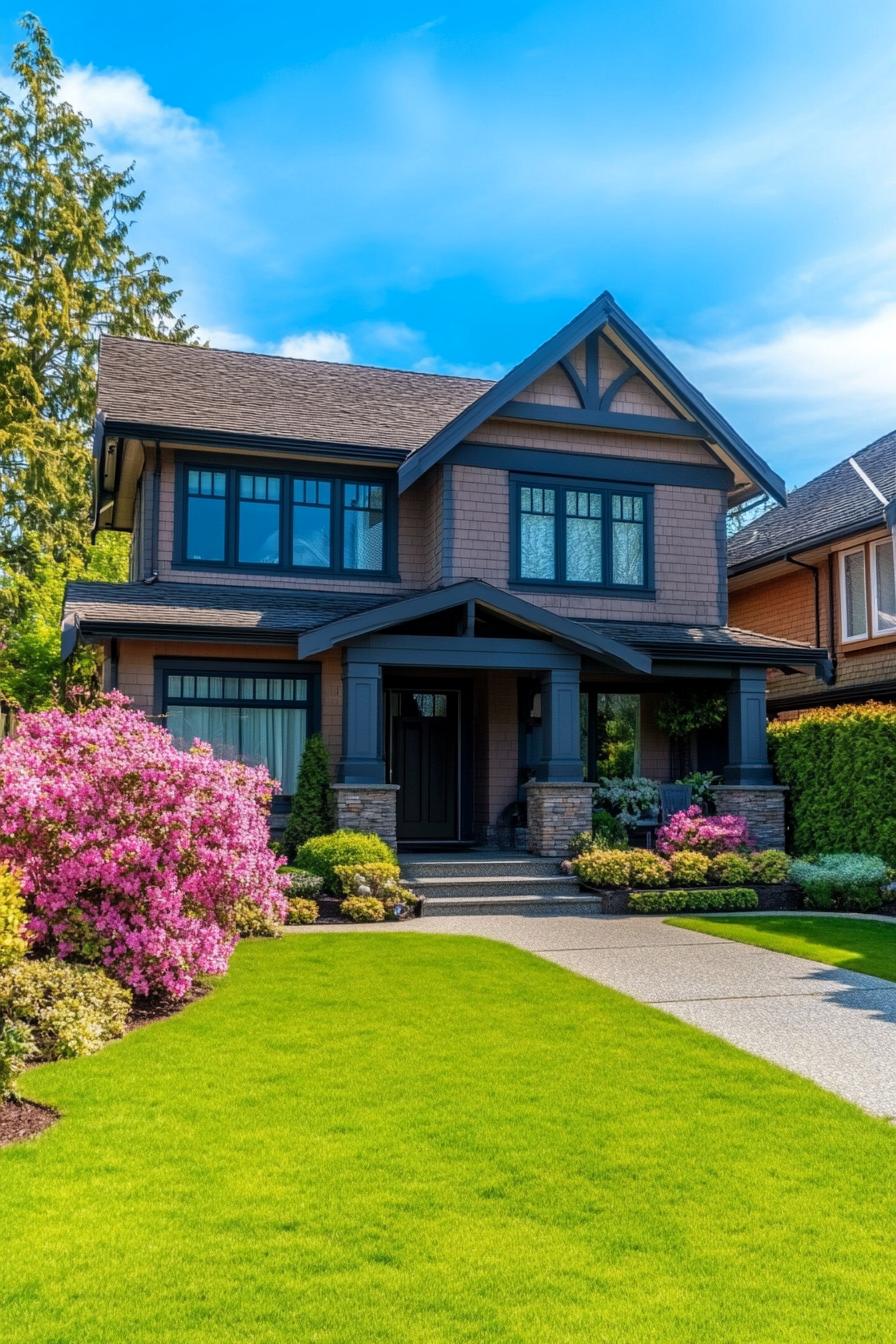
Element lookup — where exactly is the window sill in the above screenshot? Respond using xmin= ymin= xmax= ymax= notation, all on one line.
xmin=509 ymin=581 xmax=656 ymax=599
xmin=841 ymin=630 xmax=896 ymax=654
xmin=172 ymin=561 xmax=399 ymax=583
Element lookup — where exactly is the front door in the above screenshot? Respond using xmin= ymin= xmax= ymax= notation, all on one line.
xmin=390 ymin=690 xmax=459 ymax=841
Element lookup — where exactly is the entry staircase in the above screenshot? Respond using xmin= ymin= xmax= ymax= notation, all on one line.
xmin=400 ymin=851 xmax=599 ymax=917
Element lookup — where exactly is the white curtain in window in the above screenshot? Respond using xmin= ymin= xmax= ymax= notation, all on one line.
xmin=874 ymin=540 xmax=896 ymax=633
xmin=843 ymin=550 xmax=868 ymax=638
xmin=239 ymin=707 xmax=307 ymax=792
xmin=167 ymin=705 xmax=241 ymax=760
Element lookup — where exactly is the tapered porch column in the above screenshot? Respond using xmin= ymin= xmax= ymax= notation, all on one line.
xmin=712 ymin=664 xmax=786 ymax=849
xmin=333 ymin=650 xmax=398 ymax=849
xmin=526 ymin=663 xmax=592 ymax=856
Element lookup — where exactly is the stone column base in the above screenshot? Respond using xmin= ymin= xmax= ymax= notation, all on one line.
xmin=525 ymin=781 xmax=593 ymax=857
xmin=331 ymin=784 xmax=399 ymax=853
xmin=711 ymin=785 xmax=787 ymax=850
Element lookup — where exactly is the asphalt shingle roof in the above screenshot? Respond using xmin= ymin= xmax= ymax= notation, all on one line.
xmin=97 ymin=336 xmax=491 ymax=454
xmin=64 ymin=582 xmax=820 ymax=664
xmin=728 ymin=429 xmax=896 ymax=570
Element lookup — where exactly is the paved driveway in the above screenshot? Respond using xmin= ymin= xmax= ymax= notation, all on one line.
xmin=292 ymin=912 xmax=896 ymax=1118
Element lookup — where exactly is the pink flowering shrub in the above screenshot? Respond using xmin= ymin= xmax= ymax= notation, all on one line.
xmin=0 ymin=693 xmax=288 ymax=998
xmin=656 ymin=805 xmax=755 ymax=858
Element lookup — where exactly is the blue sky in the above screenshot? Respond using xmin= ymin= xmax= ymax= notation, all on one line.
xmin=4 ymin=2 xmax=896 ymax=486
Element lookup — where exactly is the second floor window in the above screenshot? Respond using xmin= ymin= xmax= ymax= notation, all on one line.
xmin=841 ymin=538 xmax=896 ymax=641
xmin=178 ymin=460 xmax=394 ymax=577
xmin=513 ymin=478 xmax=652 ymax=591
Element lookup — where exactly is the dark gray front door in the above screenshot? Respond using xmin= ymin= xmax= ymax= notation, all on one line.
xmin=390 ymin=690 xmax=458 ymax=841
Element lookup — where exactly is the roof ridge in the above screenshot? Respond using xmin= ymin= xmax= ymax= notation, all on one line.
xmin=98 ymin=333 xmax=495 ymax=388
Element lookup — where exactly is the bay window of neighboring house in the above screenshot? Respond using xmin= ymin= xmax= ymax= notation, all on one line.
xmin=840 ymin=537 xmax=896 ymax=642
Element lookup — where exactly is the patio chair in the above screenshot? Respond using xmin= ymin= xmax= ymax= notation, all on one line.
xmin=659 ymin=783 xmax=693 ymax=823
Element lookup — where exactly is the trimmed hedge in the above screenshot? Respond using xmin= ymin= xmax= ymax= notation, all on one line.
xmin=628 ymin=887 xmax=759 ymax=914
xmin=294 ymin=831 xmax=395 ymax=891
xmin=769 ymin=702 xmax=896 ymax=865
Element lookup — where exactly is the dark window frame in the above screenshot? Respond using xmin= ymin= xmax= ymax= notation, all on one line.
xmin=173 ymin=452 xmax=398 ymax=580
xmin=509 ymin=474 xmax=654 ymax=594
xmin=154 ymin=656 xmax=321 ymax=808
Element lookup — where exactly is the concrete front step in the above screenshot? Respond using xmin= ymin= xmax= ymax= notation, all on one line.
xmin=421 ymin=893 xmax=599 ymax=917
xmin=401 ymin=857 xmax=560 ymax=880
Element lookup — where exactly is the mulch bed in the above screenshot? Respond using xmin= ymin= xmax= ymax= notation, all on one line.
xmin=0 ymin=1098 xmax=58 ymax=1146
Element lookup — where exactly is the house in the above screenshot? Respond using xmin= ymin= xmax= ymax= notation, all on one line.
xmin=62 ymin=293 xmax=824 ymax=855
xmin=728 ymin=431 xmax=896 ymax=716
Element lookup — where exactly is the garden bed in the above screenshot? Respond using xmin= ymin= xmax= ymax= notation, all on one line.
xmin=0 ymin=1097 xmax=58 ymax=1146
xmin=584 ymin=882 xmax=803 ymax=916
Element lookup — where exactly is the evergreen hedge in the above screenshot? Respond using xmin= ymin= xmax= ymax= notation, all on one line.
xmin=768 ymin=702 xmax=896 ymax=864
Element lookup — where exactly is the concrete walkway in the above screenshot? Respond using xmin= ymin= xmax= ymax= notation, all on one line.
xmin=292 ymin=912 xmax=896 ymax=1118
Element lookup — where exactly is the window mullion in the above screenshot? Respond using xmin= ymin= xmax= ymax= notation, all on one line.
xmin=557 ymin=491 xmax=566 ymax=585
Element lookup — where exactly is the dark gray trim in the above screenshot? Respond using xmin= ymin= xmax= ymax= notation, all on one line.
xmin=296 ymin=579 xmax=651 ymax=672
xmin=446 ymin=442 xmax=733 ymax=490
xmin=441 ymin=463 xmax=455 ymax=580
xmin=73 ymin=621 xmax=301 ymax=646
xmin=397 ymin=292 xmax=786 ymax=504
xmin=886 ymin=498 xmax=896 ymax=531
xmin=557 ymin=356 xmax=587 ymax=407
xmin=536 ymin=667 xmax=584 ymax=780
xmin=598 ymin=367 xmax=636 ymax=411
xmin=769 ymin=676 xmax=896 ymax=712
xmin=723 ymin=665 xmax=773 ymax=785
xmin=498 ymin=401 xmax=706 ymax=440
xmin=102 ymin=418 xmax=407 ymax=465
xmin=352 ymin=633 xmax=582 ymax=671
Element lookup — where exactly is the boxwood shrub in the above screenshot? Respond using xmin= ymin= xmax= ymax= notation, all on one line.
xmin=294 ymin=830 xmax=395 ymax=892
xmin=769 ymin=702 xmax=896 ymax=864
xmin=629 ymin=887 xmax=759 ymax=914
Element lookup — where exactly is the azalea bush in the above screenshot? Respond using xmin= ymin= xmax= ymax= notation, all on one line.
xmin=0 ymin=694 xmax=288 ymax=998
xmin=656 ymin=806 xmax=754 ymax=858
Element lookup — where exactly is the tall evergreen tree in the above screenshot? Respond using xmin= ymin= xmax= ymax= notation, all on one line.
xmin=0 ymin=14 xmax=193 ymax=580
xmin=0 ymin=15 xmax=195 ymax=702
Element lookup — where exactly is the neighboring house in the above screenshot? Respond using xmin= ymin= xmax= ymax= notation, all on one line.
xmin=63 ymin=293 xmax=822 ymax=854
xmin=729 ymin=431 xmax=896 ymax=716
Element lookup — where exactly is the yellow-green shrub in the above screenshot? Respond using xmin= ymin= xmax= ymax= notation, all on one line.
xmin=0 ymin=960 xmax=131 ymax=1060
xmin=573 ymin=848 xmax=631 ymax=888
xmin=750 ymin=850 xmax=791 ymax=884
xmin=769 ymin=702 xmax=896 ymax=864
xmin=0 ymin=865 xmax=27 ymax=969
xmin=232 ymin=897 xmax=281 ymax=938
xmin=668 ymin=850 xmax=711 ymax=885
xmin=333 ymin=861 xmax=401 ymax=897
xmin=709 ymin=852 xmax=753 ymax=885
xmin=286 ymin=897 xmax=319 ymax=925
xmin=295 ymin=831 xmax=395 ymax=890
xmin=629 ymin=888 xmax=759 ymax=914
xmin=626 ymin=849 xmax=669 ymax=888
xmin=0 ymin=1019 xmax=33 ymax=1099
xmin=340 ymin=895 xmax=385 ymax=922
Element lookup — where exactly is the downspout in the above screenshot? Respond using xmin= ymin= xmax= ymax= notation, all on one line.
xmin=144 ymin=441 xmax=161 ymax=584
xmin=827 ymin=552 xmax=837 ymax=683
xmin=784 ymin=554 xmax=821 ymax=647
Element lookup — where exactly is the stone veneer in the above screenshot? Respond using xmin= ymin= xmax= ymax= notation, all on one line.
xmin=712 ymin=785 xmax=787 ymax=850
xmin=331 ymin=784 xmax=399 ymax=852
xmin=525 ymin=781 xmax=594 ymax=857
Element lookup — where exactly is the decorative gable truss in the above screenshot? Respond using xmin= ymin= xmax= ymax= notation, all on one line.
xmin=398 ymin=292 xmax=785 ymax=507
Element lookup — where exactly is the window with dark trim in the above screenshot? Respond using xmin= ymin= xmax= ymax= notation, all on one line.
xmin=159 ymin=660 xmax=319 ymax=804
xmin=175 ymin=457 xmax=396 ymax=578
xmin=511 ymin=477 xmax=653 ymax=591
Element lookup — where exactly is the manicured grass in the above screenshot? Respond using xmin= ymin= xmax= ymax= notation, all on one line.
xmin=667 ymin=914 xmax=896 ymax=983
xmin=4 ymin=933 xmax=896 ymax=1342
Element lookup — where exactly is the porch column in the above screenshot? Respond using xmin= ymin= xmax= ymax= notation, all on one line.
xmin=722 ymin=666 xmax=772 ymax=786
xmin=333 ymin=649 xmax=398 ymax=851
xmin=536 ymin=665 xmax=583 ymax=781
xmin=338 ymin=651 xmax=385 ymax=784
xmin=713 ymin=665 xmax=786 ymax=849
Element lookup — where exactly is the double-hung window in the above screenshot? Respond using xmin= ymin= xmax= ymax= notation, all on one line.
xmin=513 ymin=478 xmax=651 ymax=591
xmin=841 ymin=537 xmax=896 ymax=642
xmin=162 ymin=663 xmax=316 ymax=802
xmin=178 ymin=459 xmax=394 ymax=577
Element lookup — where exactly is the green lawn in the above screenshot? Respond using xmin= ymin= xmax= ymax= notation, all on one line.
xmin=3 ymin=933 xmax=896 ymax=1342
xmin=667 ymin=914 xmax=896 ymax=983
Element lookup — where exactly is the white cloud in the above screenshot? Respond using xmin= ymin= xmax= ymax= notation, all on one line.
xmin=60 ymin=65 xmax=208 ymax=156
xmin=194 ymin=325 xmax=258 ymax=351
xmin=355 ymin=320 xmax=423 ymax=351
xmin=274 ymin=331 xmax=352 ymax=362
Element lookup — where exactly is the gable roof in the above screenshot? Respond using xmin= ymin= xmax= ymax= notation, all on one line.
xmin=98 ymin=336 xmax=490 ymax=455
xmin=728 ymin=429 xmax=896 ymax=573
xmin=396 ymin=292 xmax=785 ymax=504
xmin=295 ymin=579 xmax=651 ymax=673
